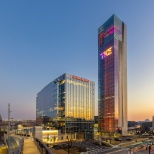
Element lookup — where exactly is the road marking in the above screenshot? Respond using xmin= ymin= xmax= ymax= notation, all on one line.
xmin=106 ymin=149 xmax=126 ymax=154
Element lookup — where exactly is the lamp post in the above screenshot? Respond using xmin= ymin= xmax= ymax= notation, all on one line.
xmin=65 ymin=117 xmax=68 ymax=141
xmin=67 ymin=138 xmax=71 ymax=154
xmin=8 ymin=103 xmax=11 ymax=154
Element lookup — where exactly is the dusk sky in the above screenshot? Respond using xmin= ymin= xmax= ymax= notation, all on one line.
xmin=0 ymin=0 xmax=154 ymax=121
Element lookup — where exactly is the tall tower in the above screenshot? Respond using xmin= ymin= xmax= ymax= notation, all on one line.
xmin=98 ymin=14 xmax=127 ymax=135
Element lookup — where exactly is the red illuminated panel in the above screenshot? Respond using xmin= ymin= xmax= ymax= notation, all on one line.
xmin=99 ymin=32 xmax=104 ymax=47
xmin=73 ymin=76 xmax=89 ymax=82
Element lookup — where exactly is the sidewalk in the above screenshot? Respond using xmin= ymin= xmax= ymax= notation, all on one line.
xmin=51 ymin=148 xmax=68 ymax=154
xmin=23 ymin=138 xmax=40 ymax=154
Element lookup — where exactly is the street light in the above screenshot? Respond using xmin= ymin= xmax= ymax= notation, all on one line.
xmin=8 ymin=103 xmax=12 ymax=154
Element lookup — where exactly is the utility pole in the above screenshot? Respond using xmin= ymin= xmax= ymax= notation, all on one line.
xmin=8 ymin=103 xmax=11 ymax=154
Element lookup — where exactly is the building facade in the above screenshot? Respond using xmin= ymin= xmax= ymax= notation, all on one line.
xmin=98 ymin=14 xmax=127 ymax=135
xmin=36 ymin=73 xmax=95 ymax=139
xmin=0 ymin=115 xmax=2 ymax=124
xmin=152 ymin=116 xmax=154 ymax=131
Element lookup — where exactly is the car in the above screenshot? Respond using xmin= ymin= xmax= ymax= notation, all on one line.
xmin=114 ymin=138 xmax=122 ymax=141
xmin=126 ymin=138 xmax=132 ymax=141
xmin=52 ymin=145 xmax=61 ymax=150
xmin=93 ymin=141 xmax=100 ymax=145
xmin=101 ymin=141 xmax=113 ymax=147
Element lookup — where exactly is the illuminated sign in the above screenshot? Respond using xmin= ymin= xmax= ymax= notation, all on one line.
xmin=73 ymin=76 xmax=89 ymax=82
xmin=100 ymin=47 xmax=112 ymax=59
xmin=99 ymin=26 xmax=121 ymax=46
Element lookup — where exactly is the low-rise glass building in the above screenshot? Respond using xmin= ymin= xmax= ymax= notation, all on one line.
xmin=36 ymin=73 xmax=95 ymax=139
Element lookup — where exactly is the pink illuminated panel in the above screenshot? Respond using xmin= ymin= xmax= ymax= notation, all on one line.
xmin=104 ymin=25 xmax=120 ymax=38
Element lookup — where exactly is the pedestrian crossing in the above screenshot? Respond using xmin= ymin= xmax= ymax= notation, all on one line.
xmin=81 ymin=148 xmax=107 ymax=154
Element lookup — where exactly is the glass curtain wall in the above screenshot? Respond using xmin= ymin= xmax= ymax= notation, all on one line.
xmin=98 ymin=15 xmax=123 ymax=133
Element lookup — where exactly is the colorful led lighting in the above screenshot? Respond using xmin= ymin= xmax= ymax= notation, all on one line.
xmin=100 ymin=47 xmax=112 ymax=59
xmin=99 ymin=26 xmax=121 ymax=46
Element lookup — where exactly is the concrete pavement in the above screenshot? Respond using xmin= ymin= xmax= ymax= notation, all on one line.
xmin=23 ymin=137 xmax=40 ymax=154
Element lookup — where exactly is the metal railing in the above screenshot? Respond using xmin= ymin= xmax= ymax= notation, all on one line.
xmin=34 ymin=137 xmax=53 ymax=154
xmin=4 ymin=134 xmax=24 ymax=154
xmin=17 ymin=138 xmax=24 ymax=154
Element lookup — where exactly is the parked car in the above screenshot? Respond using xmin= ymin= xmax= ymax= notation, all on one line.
xmin=52 ymin=145 xmax=61 ymax=150
xmin=126 ymin=138 xmax=132 ymax=141
xmin=114 ymin=138 xmax=122 ymax=141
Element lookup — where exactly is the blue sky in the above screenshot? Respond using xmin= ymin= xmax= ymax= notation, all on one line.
xmin=0 ymin=0 xmax=154 ymax=121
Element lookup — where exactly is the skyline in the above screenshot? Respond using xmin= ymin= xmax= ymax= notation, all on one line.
xmin=0 ymin=0 xmax=154 ymax=121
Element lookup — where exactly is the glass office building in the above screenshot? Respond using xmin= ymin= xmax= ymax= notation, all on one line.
xmin=98 ymin=14 xmax=127 ymax=135
xmin=36 ymin=73 xmax=94 ymax=121
xmin=36 ymin=73 xmax=95 ymax=139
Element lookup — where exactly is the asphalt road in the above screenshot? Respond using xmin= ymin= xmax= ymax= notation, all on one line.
xmin=52 ymin=138 xmax=154 ymax=154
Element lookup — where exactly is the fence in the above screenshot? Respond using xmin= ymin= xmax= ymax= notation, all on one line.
xmin=34 ymin=137 xmax=53 ymax=154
